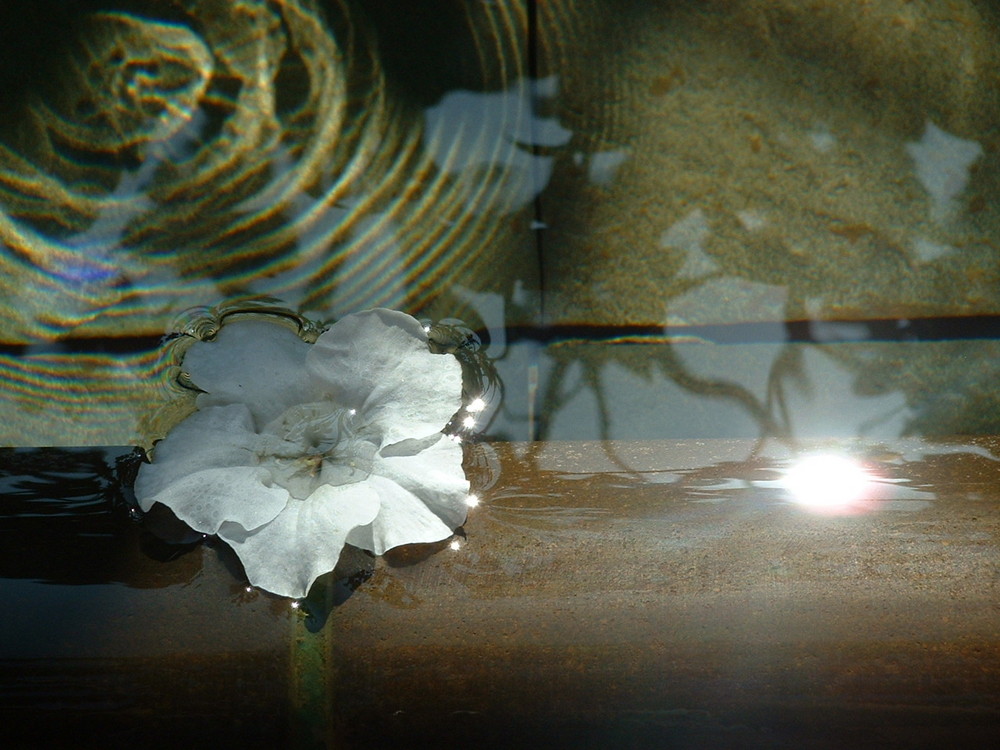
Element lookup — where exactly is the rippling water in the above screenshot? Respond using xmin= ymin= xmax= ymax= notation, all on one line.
xmin=3 ymin=4 xmax=1000 ymax=746
xmin=0 ymin=0 xmax=542 ymax=340
xmin=0 ymin=0 xmax=547 ymax=445
xmin=4 ymin=0 xmax=998 ymax=447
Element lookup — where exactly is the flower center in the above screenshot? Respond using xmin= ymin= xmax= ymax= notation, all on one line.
xmin=261 ymin=401 xmax=375 ymax=499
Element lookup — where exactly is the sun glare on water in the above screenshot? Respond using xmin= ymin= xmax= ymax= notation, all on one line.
xmin=782 ymin=454 xmax=873 ymax=513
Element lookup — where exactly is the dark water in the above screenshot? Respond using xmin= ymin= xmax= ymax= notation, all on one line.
xmin=0 ymin=446 xmax=295 ymax=747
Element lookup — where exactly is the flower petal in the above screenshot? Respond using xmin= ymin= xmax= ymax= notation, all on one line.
xmin=305 ymin=309 xmax=462 ymax=446
xmin=219 ymin=482 xmax=381 ymax=599
xmin=375 ymin=434 xmax=470 ymax=530
xmin=345 ymin=475 xmax=455 ymax=555
xmin=135 ymin=403 xmax=259 ymax=508
xmin=346 ymin=437 xmax=469 ymax=555
xmin=184 ymin=319 xmax=315 ymax=426
xmin=139 ymin=466 xmax=290 ymax=535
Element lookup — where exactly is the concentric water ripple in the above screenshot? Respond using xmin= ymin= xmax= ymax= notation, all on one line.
xmin=0 ymin=347 xmax=169 ymax=446
xmin=0 ymin=0 xmax=537 ymax=445
xmin=0 ymin=0 xmax=539 ymax=338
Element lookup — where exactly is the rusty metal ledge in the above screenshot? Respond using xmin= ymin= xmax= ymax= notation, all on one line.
xmin=3 ymin=438 xmax=999 ymax=748
xmin=321 ymin=438 xmax=1000 ymax=747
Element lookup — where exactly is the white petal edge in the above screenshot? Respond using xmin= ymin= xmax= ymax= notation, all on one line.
xmin=346 ymin=472 xmax=466 ymax=556
xmin=375 ymin=434 xmax=470 ymax=530
xmin=219 ymin=481 xmax=381 ymax=599
xmin=135 ymin=403 xmax=259 ymax=506
xmin=141 ymin=466 xmax=290 ymax=535
xmin=305 ymin=309 xmax=463 ymax=447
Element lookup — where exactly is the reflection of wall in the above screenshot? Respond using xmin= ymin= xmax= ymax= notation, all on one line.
xmin=510 ymin=0 xmax=1000 ymax=440
xmin=3 ymin=0 xmax=1000 ymax=447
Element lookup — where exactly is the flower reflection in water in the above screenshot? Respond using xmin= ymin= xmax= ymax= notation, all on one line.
xmin=135 ymin=307 xmax=481 ymax=599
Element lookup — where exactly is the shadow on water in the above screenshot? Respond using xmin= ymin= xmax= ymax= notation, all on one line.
xmin=0 ymin=447 xmax=142 ymax=585
xmin=296 ymin=547 xmax=376 ymax=632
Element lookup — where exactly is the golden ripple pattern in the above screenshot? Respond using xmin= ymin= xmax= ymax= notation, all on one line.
xmin=0 ymin=348 xmax=169 ymax=446
xmin=1 ymin=0 xmax=368 ymax=339
xmin=0 ymin=0 xmax=532 ymax=446
xmin=0 ymin=0 xmax=531 ymax=344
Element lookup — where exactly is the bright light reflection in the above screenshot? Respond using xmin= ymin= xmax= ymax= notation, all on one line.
xmin=462 ymin=415 xmax=477 ymax=429
xmin=467 ymin=397 xmax=486 ymax=413
xmin=783 ymin=454 xmax=871 ymax=511
xmin=465 ymin=493 xmax=480 ymax=507
xmin=449 ymin=539 xmax=462 ymax=551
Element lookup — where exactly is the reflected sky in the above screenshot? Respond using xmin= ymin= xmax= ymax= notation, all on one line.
xmin=482 ymin=335 xmax=1000 ymax=443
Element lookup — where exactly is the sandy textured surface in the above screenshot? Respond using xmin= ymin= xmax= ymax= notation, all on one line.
xmin=540 ymin=0 xmax=1000 ymax=325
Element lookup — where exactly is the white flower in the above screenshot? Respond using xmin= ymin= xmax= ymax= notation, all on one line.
xmin=135 ymin=308 xmax=470 ymax=598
